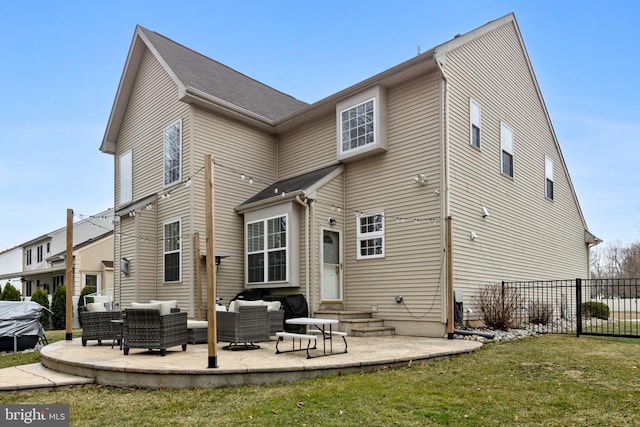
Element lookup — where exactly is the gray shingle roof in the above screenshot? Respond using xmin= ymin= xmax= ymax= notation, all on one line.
xmin=139 ymin=27 xmax=308 ymax=121
xmin=241 ymin=164 xmax=342 ymax=206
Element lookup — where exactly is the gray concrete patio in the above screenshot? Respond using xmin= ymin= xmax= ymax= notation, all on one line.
xmin=0 ymin=335 xmax=481 ymax=390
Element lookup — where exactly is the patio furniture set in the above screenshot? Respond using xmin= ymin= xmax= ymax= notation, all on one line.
xmin=79 ymin=296 xmax=347 ymax=358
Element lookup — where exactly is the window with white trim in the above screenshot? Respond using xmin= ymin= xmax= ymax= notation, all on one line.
xmin=247 ymin=215 xmax=288 ymax=283
xmin=341 ymin=99 xmax=375 ymax=153
xmin=336 ymin=86 xmax=387 ymax=161
xmin=37 ymin=245 xmax=43 ymax=263
xmin=163 ymin=120 xmax=182 ymax=186
xmin=545 ymin=156 xmax=554 ymax=200
xmin=500 ymin=122 xmax=514 ymax=177
xmin=119 ymin=150 xmax=132 ymax=204
xmin=470 ymin=99 xmax=481 ymax=148
xmin=26 ymin=249 xmax=32 ymax=266
xmin=163 ymin=219 xmax=181 ymax=282
xmin=357 ymin=212 xmax=384 ymax=259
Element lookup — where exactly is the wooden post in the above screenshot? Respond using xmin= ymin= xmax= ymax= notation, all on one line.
xmin=205 ymin=154 xmax=218 ymax=368
xmin=65 ymin=209 xmax=73 ymax=341
xmin=446 ymin=216 xmax=454 ymax=339
xmin=194 ymin=232 xmax=203 ymax=320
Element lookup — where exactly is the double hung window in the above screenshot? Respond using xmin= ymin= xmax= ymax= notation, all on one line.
xmin=545 ymin=156 xmax=554 ymax=200
xmin=119 ymin=150 xmax=132 ymax=204
xmin=247 ymin=215 xmax=288 ymax=283
xmin=470 ymin=99 xmax=481 ymax=148
xmin=357 ymin=212 xmax=384 ymax=259
xmin=500 ymin=122 xmax=514 ymax=177
xmin=163 ymin=220 xmax=181 ymax=282
xmin=163 ymin=120 xmax=182 ymax=186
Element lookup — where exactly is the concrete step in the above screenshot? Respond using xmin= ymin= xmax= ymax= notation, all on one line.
xmin=314 ymin=310 xmax=373 ymax=321
xmin=350 ymin=326 xmax=396 ymax=337
xmin=340 ymin=318 xmax=385 ymax=335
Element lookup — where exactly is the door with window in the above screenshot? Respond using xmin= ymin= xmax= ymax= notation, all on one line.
xmin=321 ymin=229 xmax=342 ymax=301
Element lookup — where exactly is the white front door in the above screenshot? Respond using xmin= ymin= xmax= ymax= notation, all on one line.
xmin=321 ymin=229 xmax=342 ymax=301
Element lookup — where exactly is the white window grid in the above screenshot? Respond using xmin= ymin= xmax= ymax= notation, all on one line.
xmin=163 ymin=119 xmax=182 ymax=186
xmin=356 ymin=212 xmax=385 ymax=260
xmin=340 ymin=98 xmax=375 ymax=154
xmin=246 ymin=215 xmax=288 ymax=283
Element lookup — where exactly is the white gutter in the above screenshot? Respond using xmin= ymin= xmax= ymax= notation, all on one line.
xmin=295 ymin=195 xmax=311 ymax=310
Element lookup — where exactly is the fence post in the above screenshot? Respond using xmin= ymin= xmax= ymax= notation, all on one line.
xmin=501 ymin=281 xmax=505 ymax=316
xmin=576 ymin=278 xmax=582 ymax=337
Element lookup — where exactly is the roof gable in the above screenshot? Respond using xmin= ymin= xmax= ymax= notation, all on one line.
xmin=100 ymin=25 xmax=307 ymax=153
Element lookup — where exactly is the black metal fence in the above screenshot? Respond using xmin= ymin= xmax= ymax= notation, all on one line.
xmin=500 ymin=278 xmax=640 ymax=338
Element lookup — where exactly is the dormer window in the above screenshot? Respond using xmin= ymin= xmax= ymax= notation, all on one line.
xmin=337 ymin=86 xmax=387 ymax=161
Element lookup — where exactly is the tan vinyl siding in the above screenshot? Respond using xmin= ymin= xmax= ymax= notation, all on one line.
xmin=278 ymin=114 xmax=337 ymax=179
xmin=310 ymin=173 xmax=345 ymax=309
xmin=444 ymin=22 xmax=588 ymax=316
xmin=115 ymin=218 xmax=138 ymax=305
xmin=114 ymin=49 xmax=192 ymax=306
xmin=191 ymin=106 xmax=278 ymax=304
xmin=343 ymin=74 xmax=444 ymax=324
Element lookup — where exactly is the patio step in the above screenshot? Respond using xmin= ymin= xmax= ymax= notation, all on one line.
xmin=350 ymin=326 xmax=396 ymax=337
xmin=314 ymin=310 xmax=373 ymax=321
xmin=313 ymin=310 xmax=395 ymax=337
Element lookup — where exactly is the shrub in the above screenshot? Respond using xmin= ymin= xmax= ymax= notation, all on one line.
xmin=582 ymin=301 xmax=610 ymax=320
xmin=477 ymin=283 xmax=523 ymax=330
xmin=77 ymin=286 xmax=95 ymax=327
xmin=51 ymin=285 xmax=67 ymax=330
xmin=30 ymin=288 xmax=51 ymax=330
xmin=0 ymin=282 xmax=21 ymax=301
xmin=528 ymin=300 xmax=554 ymax=325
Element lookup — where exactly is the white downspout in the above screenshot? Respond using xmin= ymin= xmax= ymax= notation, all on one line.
xmin=295 ymin=195 xmax=310 ymax=311
xmin=435 ymin=55 xmax=450 ymax=218
xmin=435 ymin=54 xmax=455 ymax=339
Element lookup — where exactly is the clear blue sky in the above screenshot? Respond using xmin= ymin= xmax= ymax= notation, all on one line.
xmin=1 ymin=0 xmax=639 ymax=250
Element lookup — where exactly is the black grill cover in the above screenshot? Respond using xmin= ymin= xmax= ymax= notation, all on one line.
xmin=263 ymin=294 xmax=309 ymax=333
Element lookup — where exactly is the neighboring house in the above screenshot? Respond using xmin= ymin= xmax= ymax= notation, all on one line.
xmin=0 ymin=246 xmax=23 ymax=291
xmin=100 ymin=13 xmax=598 ymax=337
xmin=0 ymin=210 xmax=115 ymax=299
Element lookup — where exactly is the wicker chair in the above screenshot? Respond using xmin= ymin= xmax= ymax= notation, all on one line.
xmin=79 ymin=308 xmax=123 ymax=347
xmin=123 ymin=309 xmax=188 ymax=356
xmin=216 ymin=305 xmax=269 ymax=350
xmin=268 ymin=309 xmax=285 ymax=335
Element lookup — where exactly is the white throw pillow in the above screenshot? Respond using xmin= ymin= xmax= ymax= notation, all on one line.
xmin=130 ymin=302 xmax=162 ymax=312
xmin=265 ymin=301 xmax=281 ymax=312
xmin=227 ymin=301 xmax=237 ymax=312
xmin=150 ymin=300 xmax=178 ymax=316
xmin=86 ymin=302 xmax=107 ymax=312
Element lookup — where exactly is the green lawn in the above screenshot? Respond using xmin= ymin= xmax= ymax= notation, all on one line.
xmin=1 ymin=334 xmax=638 ymax=426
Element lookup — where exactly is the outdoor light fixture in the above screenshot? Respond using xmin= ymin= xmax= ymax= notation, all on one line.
xmin=328 ymin=217 xmax=337 ymax=227
xmin=413 ymin=174 xmax=427 ymax=185
xmin=481 ymin=206 xmax=490 ymax=218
